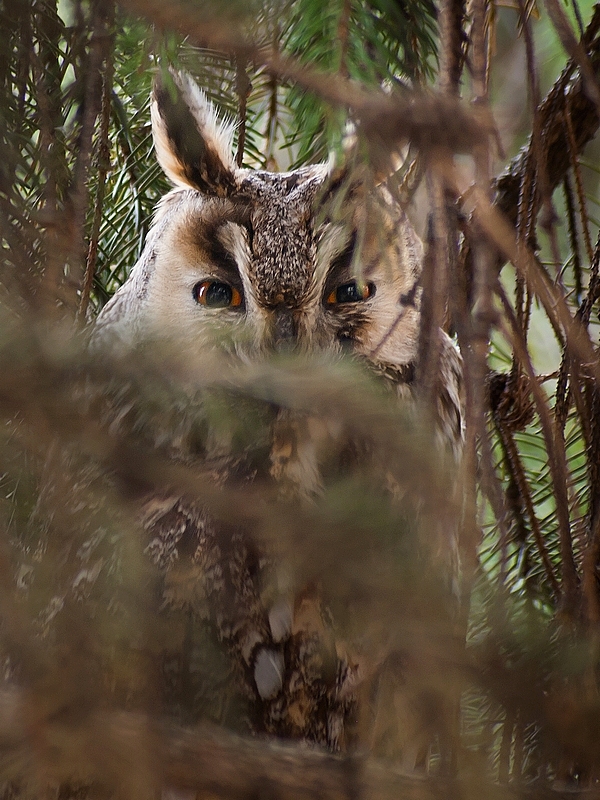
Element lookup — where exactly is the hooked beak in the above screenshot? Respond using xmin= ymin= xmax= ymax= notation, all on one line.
xmin=271 ymin=304 xmax=298 ymax=352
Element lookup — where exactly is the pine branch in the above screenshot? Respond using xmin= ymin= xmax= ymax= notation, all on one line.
xmin=116 ymin=0 xmax=484 ymax=156
xmin=494 ymin=4 xmax=600 ymax=228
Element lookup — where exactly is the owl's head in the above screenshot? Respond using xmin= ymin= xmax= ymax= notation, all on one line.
xmin=94 ymin=71 xmax=422 ymax=370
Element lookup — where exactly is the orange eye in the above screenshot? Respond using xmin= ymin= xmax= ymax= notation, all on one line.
xmin=193 ymin=280 xmax=243 ymax=309
xmin=326 ymin=281 xmax=376 ymax=306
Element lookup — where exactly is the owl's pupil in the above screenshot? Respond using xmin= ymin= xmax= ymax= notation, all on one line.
xmin=335 ymin=281 xmax=374 ymax=304
xmin=194 ymin=280 xmax=233 ymax=307
xmin=206 ymin=282 xmax=233 ymax=307
xmin=337 ymin=282 xmax=361 ymax=303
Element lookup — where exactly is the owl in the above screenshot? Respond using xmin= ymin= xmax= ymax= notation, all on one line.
xmin=91 ymin=70 xmax=463 ymax=761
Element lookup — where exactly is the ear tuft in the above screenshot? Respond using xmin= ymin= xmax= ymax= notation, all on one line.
xmin=151 ymin=70 xmax=237 ymax=195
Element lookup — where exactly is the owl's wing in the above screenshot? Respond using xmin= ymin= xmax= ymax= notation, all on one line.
xmin=140 ymin=485 xmax=351 ymax=748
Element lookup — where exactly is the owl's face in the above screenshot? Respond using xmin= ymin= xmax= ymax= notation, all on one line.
xmin=94 ymin=72 xmax=422 ymax=373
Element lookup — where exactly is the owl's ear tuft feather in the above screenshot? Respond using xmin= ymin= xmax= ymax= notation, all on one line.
xmin=151 ymin=70 xmax=237 ymax=195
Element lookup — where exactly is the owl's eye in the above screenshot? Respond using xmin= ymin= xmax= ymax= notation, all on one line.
xmin=326 ymin=281 xmax=376 ymax=306
xmin=193 ymin=280 xmax=243 ymax=309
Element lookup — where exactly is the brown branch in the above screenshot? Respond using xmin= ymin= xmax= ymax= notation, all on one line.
xmin=494 ymin=419 xmax=561 ymax=599
xmin=583 ymin=347 xmax=600 ymax=624
xmin=115 ymin=0 xmax=600 ymax=248
xmin=0 ymin=699 xmax=596 ymax=800
xmin=77 ymin=32 xmax=114 ymax=324
xmin=62 ymin=0 xmax=114 ymax=316
xmin=456 ymin=174 xmax=600 ymax=391
xmin=564 ymin=103 xmax=594 ymax=266
xmin=518 ymin=0 xmax=557 ymax=247
xmin=263 ymin=22 xmax=280 ymax=169
xmin=494 ymin=5 xmax=600 ymax=230
xmin=438 ymin=0 xmax=466 ymax=96
xmin=582 ymin=514 xmax=600 ymax=625
xmin=495 ymin=283 xmax=579 ymax=617
xmin=562 ymin=174 xmax=583 ymax=305
xmin=455 ymin=0 xmax=494 ymax=598
xmin=544 ymin=0 xmax=600 ymax=117
xmin=417 ymin=165 xmax=450 ymax=402
xmin=478 ymin=422 xmax=512 ymax=587
xmin=116 ymin=0 xmax=486 ymax=156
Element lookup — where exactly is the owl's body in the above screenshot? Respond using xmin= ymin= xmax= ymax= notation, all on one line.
xmin=92 ymin=71 xmax=463 ymax=760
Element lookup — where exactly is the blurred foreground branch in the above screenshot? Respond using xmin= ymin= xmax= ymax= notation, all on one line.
xmin=0 ymin=688 xmax=594 ymax=800
xmin=117 ymin=0 xmax=485 ymax=155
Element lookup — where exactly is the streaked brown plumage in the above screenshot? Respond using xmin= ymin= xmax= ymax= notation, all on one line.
xmin=92 ymin=70 xmax=463 ymax=760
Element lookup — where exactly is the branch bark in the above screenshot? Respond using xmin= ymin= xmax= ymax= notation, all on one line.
xmin=494 ymin=4 xmax=600 ymax=228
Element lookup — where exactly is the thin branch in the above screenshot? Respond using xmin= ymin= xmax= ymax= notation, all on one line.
xmin=417 ymin=163 xmax=450 ymax=403
xmin=438 ymin=0 xmax=466 ymax=96
xmin=496 ymin=284 xmax=578 ymax=617
xmin=77 ymin=28 xmax=114 ymax=324
xmin=562 ymin=174 xmax=583 ymax=305
xmin=564 ymin=103 xmax=594 ymax=266
xmin=495 ymin=5 xmax=600 ymax=229
xmin=458 ymin=0 xmax=494 ymax=593
xmin=544 ymin=0 xmax=600 ymax=118
xmin=582 ymin=464 xmax=600 ymax=626
xmin=517 ymin=0 xmax=551 ymax=238
xmin=457 ymin=176 xmax=600 ymax=390
xmin=62 ymin=0 xmax=114 ymax=316
xmin=494 ymin=419 xmax=561 ymax=599
xmin=117 ymin=0 xmax=486 ymax=156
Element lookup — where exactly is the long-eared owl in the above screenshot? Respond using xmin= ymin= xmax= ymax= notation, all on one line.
xmin=91 ymin=70 xmax=463 ymax=760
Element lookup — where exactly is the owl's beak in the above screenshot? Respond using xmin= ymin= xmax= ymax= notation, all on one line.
xmin=271 ymin=304 xmax=298 ymax=352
